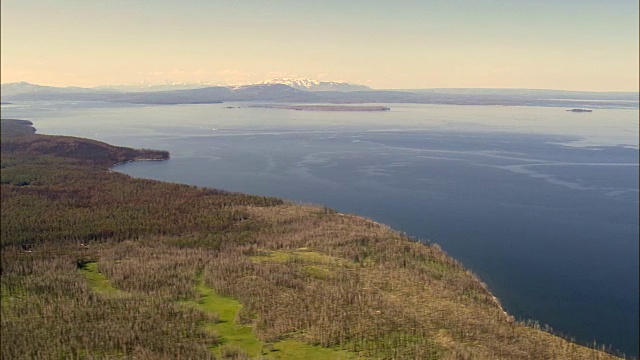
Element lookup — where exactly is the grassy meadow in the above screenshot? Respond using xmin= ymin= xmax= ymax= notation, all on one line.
xmin=0 ymin=119 xmax=626 ymax=359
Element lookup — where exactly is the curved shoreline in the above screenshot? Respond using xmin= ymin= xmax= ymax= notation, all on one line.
xmin=2 ymin=117 xmax=628 ymax=358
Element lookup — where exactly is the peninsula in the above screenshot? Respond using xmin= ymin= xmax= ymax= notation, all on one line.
xmin=0 ymin=119 xmax=622 ymax=359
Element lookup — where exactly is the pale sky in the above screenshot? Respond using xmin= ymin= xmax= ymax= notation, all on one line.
xmin=1 ymin=0 xmax=638 ymax=91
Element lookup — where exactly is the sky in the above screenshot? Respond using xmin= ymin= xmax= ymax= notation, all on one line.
xmin=1 ymin=0 xmax=638 ymax=91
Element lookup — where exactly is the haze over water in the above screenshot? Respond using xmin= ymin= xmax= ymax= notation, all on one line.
xmin=2 ymin=101 xmax=638 ymax=356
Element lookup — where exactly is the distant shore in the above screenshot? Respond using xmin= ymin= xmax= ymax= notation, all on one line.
xmin=248 ymin=104 xmax=391 ymax=112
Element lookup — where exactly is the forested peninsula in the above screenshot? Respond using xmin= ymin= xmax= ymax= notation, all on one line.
xmin=0 ymin=119 xmax=622 ymax=359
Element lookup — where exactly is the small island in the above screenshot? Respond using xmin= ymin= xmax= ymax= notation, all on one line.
xmin=249 ymin=104 xmax=391 ymax=111
xmin=566 ymin=108 xmax=593 ymax=112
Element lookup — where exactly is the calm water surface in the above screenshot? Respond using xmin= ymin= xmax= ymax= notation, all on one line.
xmin=3 ymin=101 xmax=638 ymax=356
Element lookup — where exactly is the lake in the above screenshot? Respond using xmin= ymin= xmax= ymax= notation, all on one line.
xmin=2 ymin=101 xmax=638 ymax=357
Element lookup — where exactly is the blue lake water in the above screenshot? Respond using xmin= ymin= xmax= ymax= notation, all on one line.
xmin=2 ymin=101 xmax=638 ymax=356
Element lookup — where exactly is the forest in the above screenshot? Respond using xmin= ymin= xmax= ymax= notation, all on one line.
xmin=0 ymin=119 xmax=625 ymax=359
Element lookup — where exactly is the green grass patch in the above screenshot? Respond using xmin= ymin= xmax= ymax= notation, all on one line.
xmin=303 ymin=265 xmax=332 ymax=279
xmin=191 ymin=279 xmax=359 ymax=359
xmin=192 ymin=280 xmax=263 ymax=357
xmin=269 ymin=339 xmax=356 ymax=359
xmin=79 ymin=262 xmax=125 ymax=295
xmin=426 ymin=259 xmax=448 ymax=270
xmin=0 ymin=283 xmax=17 ymax=303
xmin=251 ymin=248 xmax=347 ymax=267
xmin=0 ymin=282 xmax=26 ymax=314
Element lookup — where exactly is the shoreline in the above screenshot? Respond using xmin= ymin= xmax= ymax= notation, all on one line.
xmin=111 ymin=157 xmax=168 ymax=168
xmin=2 ymin=118 xmax=628 ymax=358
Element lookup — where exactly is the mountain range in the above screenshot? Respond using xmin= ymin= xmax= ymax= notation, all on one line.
xmin=259 ymin=78 xmax=371 ymax=92
xmin=1 ymin=80 xmax=638 ymax=108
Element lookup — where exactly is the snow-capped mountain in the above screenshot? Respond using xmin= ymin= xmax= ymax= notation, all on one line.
xmin=259 ymin=78 xmax=371 ymax=92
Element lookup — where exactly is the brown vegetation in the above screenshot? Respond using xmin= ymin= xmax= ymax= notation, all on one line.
xmin=0 ymin=119 xmax=625 ymax=359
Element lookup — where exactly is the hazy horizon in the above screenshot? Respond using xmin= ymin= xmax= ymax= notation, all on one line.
xmin=2 ymin=79 xmax=639 ymax=94
xmin=1 ymin=1 xmax=638 ymax=92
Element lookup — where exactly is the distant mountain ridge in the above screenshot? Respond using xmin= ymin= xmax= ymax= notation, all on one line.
xmin=0 ymin=78 xmax=369 ymax=95
xmin=1 ymin=81 xmax=638 ymax=108
xmin=259 ymin=78 xmax=371 ymax=92
xmin=95 ymin=83 xmax=219 ymax=92
xmin=1 ymin=81 xmax=119 ymax=97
